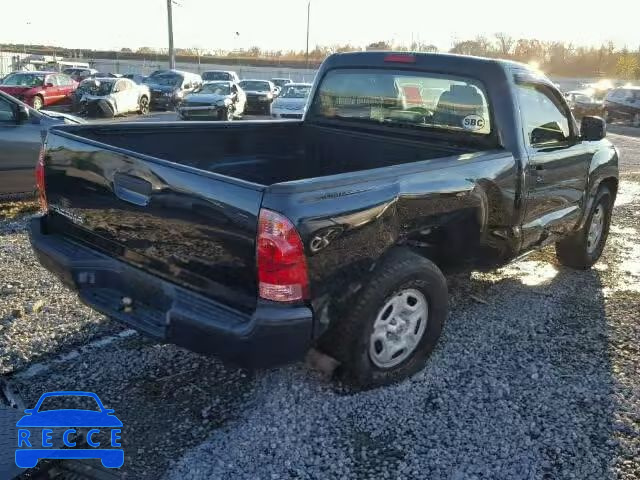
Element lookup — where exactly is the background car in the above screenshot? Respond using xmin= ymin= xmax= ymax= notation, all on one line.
xmin=238 ymin=79 xmax=277 ymax=114
xmin=178 ymin=81 xmax=246 ymax=120
xmin=603 ymin=86 xmax=640 ymax=126
xmin=271 ymin=82 xmax=312 ymax=119
xmin=124 ymin=73 xmax=147 ymax=84
xmin=0 ymin=71 xmax=77 ymax=110
xmin=77 ymin=78 xmax=151 ymax=117
xmin=145 ymin=70 xmax=202 ymax=110
xmin=271 ymin=77 xmax=292 ymax=96
xmin=202 ymin=70 xmax=240 ymax=83
xmin=0 ymin=90 xmax=82 ymax=198
xmin=564 ymin=90 xmax=603 ymax=120
xmin=62 ymin=68 xmax=99 ymax=82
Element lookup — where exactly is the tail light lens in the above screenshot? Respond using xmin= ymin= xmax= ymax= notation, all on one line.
xmin=35 ymin=145 xmax=48 ymax=211
xmin=257 ymin=209 xmax=309 ymax=302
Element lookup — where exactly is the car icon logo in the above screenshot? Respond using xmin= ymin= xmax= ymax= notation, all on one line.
xmin=15 ymin=391 xmax=124 ymax=469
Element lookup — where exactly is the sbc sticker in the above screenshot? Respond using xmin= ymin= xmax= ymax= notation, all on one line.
xmin=462 ymin=115 xmax=485 ymax=131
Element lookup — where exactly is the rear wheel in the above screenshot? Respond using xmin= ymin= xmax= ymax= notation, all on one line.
xmin=555 ymin=186 xmax=613 ymax=269
xmin=321 ymin=250 xmax=448 ymax=389
xmin=138 ymin=96 xmax=149 ymax=115
xmin=32 ymin=95 xmax=43 ymax=110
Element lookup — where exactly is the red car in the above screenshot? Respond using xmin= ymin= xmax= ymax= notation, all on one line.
xmin=0 ymin=71 xmax=77 ymax=110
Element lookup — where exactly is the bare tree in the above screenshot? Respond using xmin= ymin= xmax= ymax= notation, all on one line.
xmin=495 ymin=33 xmax=515 ymax=56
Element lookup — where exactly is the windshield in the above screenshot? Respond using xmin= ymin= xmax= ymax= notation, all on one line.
xmin=92 ymin=81 xmax=115 ymax=96
xmin=198 ymin=83 xmax=231 ymax=95
xmin=150 ymin=75 xmax=182 ymax=87
xmin=202 ymin=72 xmax=230 ymax=81
xmin=1 ymin=73 xmax=45 ymax=87
xmin=280 ymin=85 xmax=311 ymax=99
xmin=240 ymin=81 xmax=270 ymax=91
xmin=308 ymin=69 xmax=492 ymax=135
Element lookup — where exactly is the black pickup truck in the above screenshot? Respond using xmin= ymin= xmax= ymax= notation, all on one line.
xmin=29 ymin=52 xmax=618 ymax=388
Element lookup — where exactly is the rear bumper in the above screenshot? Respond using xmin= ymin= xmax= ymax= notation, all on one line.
xmin=29 ymin=216 xmax=314 ymax=368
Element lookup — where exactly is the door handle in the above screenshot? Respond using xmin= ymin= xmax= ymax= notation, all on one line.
xmin=113 ymin=173 xmax=152 ymax=206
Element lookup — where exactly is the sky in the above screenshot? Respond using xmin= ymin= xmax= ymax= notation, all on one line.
xmin=4 ymin=0 xmax=639 ymax=53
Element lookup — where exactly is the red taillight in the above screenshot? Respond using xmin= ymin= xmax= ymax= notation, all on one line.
xmin=384 ymin=54 xmax=416 ymax=64
xmin=35 ymin=146 xmax=48 ymax=211
xmin=257 ymin=209 xmax=309 ymax=302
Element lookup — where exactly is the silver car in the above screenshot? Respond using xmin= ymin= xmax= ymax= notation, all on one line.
xmin=271 ymin=83 xmax=312 ymax=119
xmin=178 ymin=81 xmax=246 ymax=121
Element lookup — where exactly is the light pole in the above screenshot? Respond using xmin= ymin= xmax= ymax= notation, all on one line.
xmin=305 ymin=1 xmax=310 ymax=69
xmin=166 ymin=0 xmax=175 ymax=69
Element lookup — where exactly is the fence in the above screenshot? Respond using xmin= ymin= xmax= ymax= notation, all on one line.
xmin=89 ymin=59 xmax=318 ymax=83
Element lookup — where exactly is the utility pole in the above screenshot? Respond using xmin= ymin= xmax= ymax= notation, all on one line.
xmin=305 ymin=1 xmax=310 ymax=69
xmin=167 ymin=0 xmax=175 ymax=69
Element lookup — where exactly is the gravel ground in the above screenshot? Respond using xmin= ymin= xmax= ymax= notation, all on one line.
xmin=0 ymin=131 xmax=638 ymax=479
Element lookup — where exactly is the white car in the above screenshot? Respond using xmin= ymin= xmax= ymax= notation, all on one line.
xmin=79 ymin=78 xmax=150 ymax=117
xmin=178 ymin=81 xmax=246 ymax=120
xmin=271 ymin=83 xmax=312 ymax=119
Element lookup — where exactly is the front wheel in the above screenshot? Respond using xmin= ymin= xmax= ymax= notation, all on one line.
xmin=321 ymin=250 xmax=448 ymax=389
xmin=138 ymin=96 xmax=149 ymax=115
xmin=32 ymin=95 xmax=43 ymax=110
xmin=555 ymin=186 xmax=613 ymax=269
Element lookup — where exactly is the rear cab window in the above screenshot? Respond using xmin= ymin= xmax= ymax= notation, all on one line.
xmin=307 ymin=68 xmax=493 ymax=137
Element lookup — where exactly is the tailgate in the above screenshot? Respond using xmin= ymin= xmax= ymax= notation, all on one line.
xmin=43 ymin=130 xmax=264 ymax=312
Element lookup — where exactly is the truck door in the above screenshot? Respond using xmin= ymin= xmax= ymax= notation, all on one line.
xmin=517 ymin=81 xmax=593 ymax=248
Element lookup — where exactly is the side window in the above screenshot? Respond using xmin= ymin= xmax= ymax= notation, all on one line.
xmin=0 ymin=96 xmax=15 ymax=122
xmin=517 ymin=84 xmax=571 ymax=147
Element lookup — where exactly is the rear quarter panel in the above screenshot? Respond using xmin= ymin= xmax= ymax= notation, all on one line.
xmin=262 ymin=151 xmax=518 ymax=333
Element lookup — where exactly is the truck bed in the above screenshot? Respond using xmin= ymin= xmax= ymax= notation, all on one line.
xmin=66 ymin=121 xmax=478 ymax=185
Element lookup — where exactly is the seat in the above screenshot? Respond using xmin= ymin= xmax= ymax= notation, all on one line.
xmin=433 ymin=85 xmax=484 ymax=128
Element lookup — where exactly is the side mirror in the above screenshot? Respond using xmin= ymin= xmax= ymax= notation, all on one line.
xmin=104 ymin=409 xmax=115 ymax=414
xmin=16 ymin=105 xmax=30 ymax=123
xmin=23 ymin=409 xmax=34 ymax=415
xmin=581 ymin=116 xmax=606 ymax=141
xmin=530 ymin=122 xmax=567 ymax=145
xmin=45 ymin=82 xmax=55 ymax=88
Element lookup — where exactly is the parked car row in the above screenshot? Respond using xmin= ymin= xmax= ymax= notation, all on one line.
xmin=0 ymin=67 xmax=314 ymax=120
xmin=562 ymin=85 xmax=640 ymax=126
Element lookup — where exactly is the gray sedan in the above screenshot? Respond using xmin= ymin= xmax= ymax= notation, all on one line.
xmin=0 ymin=91 xmax=83 ymax=199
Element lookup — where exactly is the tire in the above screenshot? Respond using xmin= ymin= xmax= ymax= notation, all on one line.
xmin=138 ymin=96 xmax=149 ymax=115
xmin=603 ymin=109 xmax=610 ymax=123
xmin=323 ymin=250 xmax=448 ymax=389
xmin=633 ymin=113 xmax=640 ymax=128
xmin=555 ymin=186 xmax=613 ymax=269
xmin=263 ymin=104 xmax=271 ymax=116
xmin=32 ymin=95 xmax=43 ymax=110
xmin=221 ymin=106 xmax=233 ymax=121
